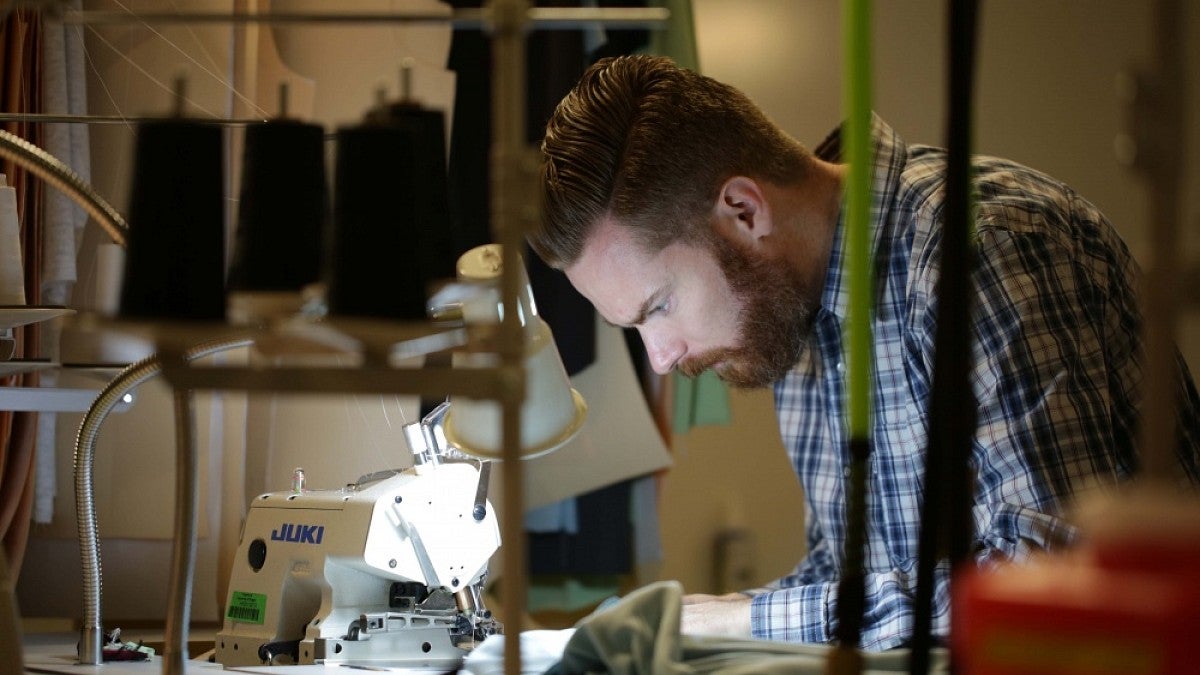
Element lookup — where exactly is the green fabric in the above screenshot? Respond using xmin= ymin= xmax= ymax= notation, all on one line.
xmin=672 ymin=371 xmax=732 ymax=436
xmin=549 ymin=581 xmax=948 ymax=674
xmin=646 ymin=0 xmax=699 ymax=70
xmin=527 ymin=575 xmax=621 ymax=614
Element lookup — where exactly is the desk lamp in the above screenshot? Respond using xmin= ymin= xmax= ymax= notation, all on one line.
xmin=433 ymin=243 xmax=587 ymax=461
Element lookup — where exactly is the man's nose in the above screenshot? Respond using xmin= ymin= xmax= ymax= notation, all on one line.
xmin=640 ymin=327 xmax=685 ymax=375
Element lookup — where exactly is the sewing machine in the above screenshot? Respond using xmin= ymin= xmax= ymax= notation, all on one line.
xmin=214 ymin=403 xmax=502 ymax=669
xmin=214 ymin=244 xmax=590 ymax=669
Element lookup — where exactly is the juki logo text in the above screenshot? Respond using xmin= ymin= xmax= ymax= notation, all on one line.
xmin=271 ymin=523 xmax=325 ymax=544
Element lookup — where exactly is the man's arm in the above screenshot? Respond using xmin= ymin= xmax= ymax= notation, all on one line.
xmin=680 ymin=501 xmax=843 ymax=640
xmin=680 ymin=592 xmax=752 ymax=636
xmin=712 ymin=172 xmax=1156 ymax=650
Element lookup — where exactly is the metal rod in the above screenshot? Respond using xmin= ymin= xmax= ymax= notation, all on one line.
xmin=164 ymin=386 xmax=199 ymax=675
xmin=489 ymin=0 xmax=532 ymax=672
xmin=156 ymin=364 xmax=512 ymax=399
xmin=1132 ymin=0 xmax=1184 ymax=481
xmin=0 ymin=113 xmax=268 ymax=125
xmin=528 ymin=5 xmax=668 ymax=27
xmin=827 ymin=0 xmax=873 ymax=672
xmin=59 ymin=6 xmax=668 ymax=29
xmin=910 ymin=0 xmax=981 ymax=672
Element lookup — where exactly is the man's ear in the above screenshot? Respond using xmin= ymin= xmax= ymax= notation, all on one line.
xmin=714 ymin=175 xmax=772 ymax=244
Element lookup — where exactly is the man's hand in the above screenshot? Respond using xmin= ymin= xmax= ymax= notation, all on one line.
xmin=680 ymin=592 xmax=753 ymax=637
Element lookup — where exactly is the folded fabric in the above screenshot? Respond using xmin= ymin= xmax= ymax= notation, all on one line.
xmin=548 ymin=581 xmax=949 ymax=675
xmin=461 ymin=629 xmax=577 ymax=675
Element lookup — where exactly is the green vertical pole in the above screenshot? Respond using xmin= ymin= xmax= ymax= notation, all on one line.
xmin=829 ymin=0 xmax=874 ymax=671
xmin=844 ymin=0 xmax=873 ymax=442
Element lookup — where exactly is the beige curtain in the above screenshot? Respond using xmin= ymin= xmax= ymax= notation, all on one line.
xmin=0 ymin=7 xmax=43 ymax=581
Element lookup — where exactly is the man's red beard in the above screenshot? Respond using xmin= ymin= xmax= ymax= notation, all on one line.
xmin=678 ymin=236 xmax=819 ymax=388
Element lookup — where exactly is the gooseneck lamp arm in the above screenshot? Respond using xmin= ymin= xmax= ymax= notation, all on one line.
xmin=73 ymin=338 xmax=254 ymax=665
xmin=0 ymin=127 xmax=131 ymax=668
xmin=0 ymin=128 xmax=129 ymax=246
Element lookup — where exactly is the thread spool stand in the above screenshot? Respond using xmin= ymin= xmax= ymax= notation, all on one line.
xmin=0 ymin=5 xmax=670 ymax=675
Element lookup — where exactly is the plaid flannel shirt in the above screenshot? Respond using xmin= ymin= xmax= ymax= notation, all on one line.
xmin=750 ymin=116 xmax=1200 ymax=650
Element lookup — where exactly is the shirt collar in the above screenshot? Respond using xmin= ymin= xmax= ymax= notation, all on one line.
xmin=813 ymin=113 xmax=907 ymax=322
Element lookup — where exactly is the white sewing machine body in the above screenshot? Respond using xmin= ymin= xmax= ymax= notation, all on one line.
xmin=215 ymin=246 xmax=587 ymax=670
xmin=215 ymin=459 xmax=501 ymax=669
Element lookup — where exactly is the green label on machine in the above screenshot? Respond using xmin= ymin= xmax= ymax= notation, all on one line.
xmin=226 ymin=591 xmax=267 ymax=625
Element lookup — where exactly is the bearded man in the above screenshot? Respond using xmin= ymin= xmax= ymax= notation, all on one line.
xmin=529 ymin=54 xmax=1200 ymax=650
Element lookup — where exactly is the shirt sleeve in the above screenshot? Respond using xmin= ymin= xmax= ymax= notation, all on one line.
xmin=749 ymin=560 xmax=953 ymax=650
xmin=746 ymin=501 xmax=948 ymax=650
xmin=745 ymin=501 xmax=840 ymax=643
xmin=966 ymin=182 xmax=1142 ymax=545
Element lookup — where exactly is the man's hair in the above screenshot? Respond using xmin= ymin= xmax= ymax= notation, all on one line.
xmin=531 ymin=54 xmax=812 ymax=268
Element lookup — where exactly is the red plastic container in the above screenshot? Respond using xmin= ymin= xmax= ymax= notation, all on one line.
xmin=954 ymin=491 xmax=1200 ymax=674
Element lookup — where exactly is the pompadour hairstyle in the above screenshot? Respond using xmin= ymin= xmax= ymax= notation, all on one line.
xmin=532 ymin=54 xmax=811 ymax=268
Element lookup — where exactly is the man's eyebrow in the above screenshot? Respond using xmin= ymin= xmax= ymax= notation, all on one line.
xmin=604 ymin=288 xmax=667 ymax=329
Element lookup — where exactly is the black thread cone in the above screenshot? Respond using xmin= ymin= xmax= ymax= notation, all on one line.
xmin=227 ymin=120 xmax=327 ymax=294
xmin=119 ymin=120 xmax=225 ymax=320
xmin=327 ymin=107 xmax=454 ymax=319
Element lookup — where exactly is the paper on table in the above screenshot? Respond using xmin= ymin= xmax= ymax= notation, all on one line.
xmin=0 ymin=176 xmax=27 ymax=306
xmin=462 ymin=629 xmax=577 ymax=675
xmin=93 ymin=243 xmax=124 ymax=316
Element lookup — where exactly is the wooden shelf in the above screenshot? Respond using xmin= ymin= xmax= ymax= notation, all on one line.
xmin=0 ymin=305 xmax=74 ymax=330
xmin=1 ymin=306 xmax=129 ymax=411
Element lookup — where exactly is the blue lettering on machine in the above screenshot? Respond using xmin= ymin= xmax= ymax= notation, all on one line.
xmin=270 ymin=524 xmax=326 ymax=545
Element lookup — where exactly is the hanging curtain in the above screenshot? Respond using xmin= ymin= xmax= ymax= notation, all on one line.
xmin=0 ymin=7 xmax=43 ymax=582
xmin=35 ymin=0 xmax=90 ymax=525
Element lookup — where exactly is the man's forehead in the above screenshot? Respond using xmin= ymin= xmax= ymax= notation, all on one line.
xmin=571 ymin=216 xmax=648 ymax=271
xmin=565 ymin=217 xmax=659 ymax=324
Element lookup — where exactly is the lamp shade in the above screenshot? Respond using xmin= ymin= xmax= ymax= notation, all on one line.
xmin=443 ymin=317 xmax=586 ymax=460
xmin=440 ymin=244 xmax=587 ymax=460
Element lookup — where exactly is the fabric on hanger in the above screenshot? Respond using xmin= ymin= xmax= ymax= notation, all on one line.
xmin=672 ymin=370 xmax=732 ymax=436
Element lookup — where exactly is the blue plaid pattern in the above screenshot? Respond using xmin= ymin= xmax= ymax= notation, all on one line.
xmin=748 ymin=116 xmax=1200 ymax=650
